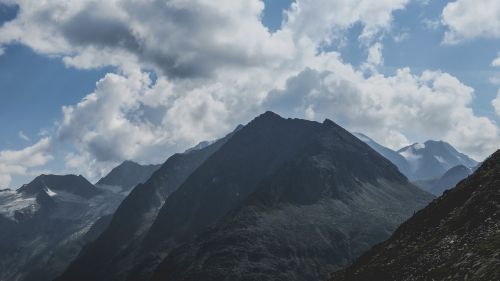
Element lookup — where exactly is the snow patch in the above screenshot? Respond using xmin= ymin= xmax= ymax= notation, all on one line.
xmin=0 ymin=191 xmax=38 ymax=220
xmin=413 ymin=143 xmax=425 ymax=150
xmin=399 ymin=149 xmax=422 ymax=161
xmin=434 ymin=156 xmax=446 ymax=164
xmin=45 ymin=188 xmax=57 ymax=197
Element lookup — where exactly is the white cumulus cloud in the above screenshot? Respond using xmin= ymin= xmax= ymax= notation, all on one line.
xmin=442 ymin=0 xmax=500 ymax=44
xmin=0 ymin=138 xmax=53 ymax=187
xmin=492 ymin=54 xmax=500 ymax=67
xmin=492 ymin=90 xmax=500 ymax=115
xmin=0 ymin=0 xmax=498 ymax=183
xmin=264 ymin=65 xmax=498 ymax=160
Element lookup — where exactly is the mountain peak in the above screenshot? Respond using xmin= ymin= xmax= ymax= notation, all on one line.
xmin=322 ymin=118 xmax=338 ymax=127
xmin=396 ymin=139 xmax=477 ymax=180
xmin=120 ymin=160 xmax=141 ymax=167
xmin=18 ymin=174 xmax=100 ymax=199
xmin=96 ymin=161 xmax=160 ymax=191
xmin=255 ymin=110 xmax=283 ymax=121
xmin=146 ymin=114 xmax=432 ymax=281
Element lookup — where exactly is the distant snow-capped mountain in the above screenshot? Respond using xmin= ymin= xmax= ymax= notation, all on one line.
xmin=354 ymin=133 xmax=478 ymax=181
xmin=398 ymin=140 xmax=477 ymax=180
xmin=0 ymin=160 xmax=161 ymax=281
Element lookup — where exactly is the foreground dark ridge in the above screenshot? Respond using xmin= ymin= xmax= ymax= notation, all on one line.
xmin=330 ymin=150 xmax=500 ymax=281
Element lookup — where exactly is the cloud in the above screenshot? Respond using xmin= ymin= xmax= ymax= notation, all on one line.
xmin=18 ymin=131 xmax=30 ymax=141
xmin=393 ymin=32 xmax=409 ymax=43
xmin=492 ymin=90 xmax=500 ymax=116
xmin=361 ymin=42 xmax=384 ymax=72
xmin=492 ymin=54 xmax=500 ymax=67
xmin=0 ymin=138 xmax=53 ymax=187
xmin=283 ymin=0 xmax=409 ymax=46
xmin=0 ymin=0 xmax=294 ymax=77
xmin=442 ymin=0 xmax=500 ymax=44
xmin=264 ymin=66 xmax=498 ymax=160
xmin=1 ymin=0 xmax=499 ymax=182
xmin=56 ymin=70 xmax=250 ymax=178
xmin=422 ymin=18 xmax=441 ymax=30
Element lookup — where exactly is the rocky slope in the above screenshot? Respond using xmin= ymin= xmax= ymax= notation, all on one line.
xmin=330 ymin=150 xmax=500 ymax=281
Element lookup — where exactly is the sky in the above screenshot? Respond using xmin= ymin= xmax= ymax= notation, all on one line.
xmin=0 ymin=0 xmax=499 ymax=188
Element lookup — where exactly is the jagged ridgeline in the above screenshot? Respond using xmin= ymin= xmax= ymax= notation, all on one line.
xmin=0 ymin=160 xmax=160 ymax=281
xmin=330 ymin=150 xmax=500 ymax=281
xmin=57 ymin=111 xmax=433 ymax=281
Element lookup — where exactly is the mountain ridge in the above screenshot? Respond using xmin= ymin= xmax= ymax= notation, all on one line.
xmin=330 ymin=150 xmax=500 ymax=281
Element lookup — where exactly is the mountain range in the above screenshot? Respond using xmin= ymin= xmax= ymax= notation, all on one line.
xmin=354 ymin=133 xmax=478 ymax=194
xmin=56 ymin=112 xmax=433 ymax=281
xmin=0 ymin=111 xmax=493 ymax=281
xmin=0 ymin=161 xmax=159 ymax=281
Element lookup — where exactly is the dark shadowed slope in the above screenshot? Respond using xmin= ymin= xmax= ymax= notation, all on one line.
xmin=331 ymin=150 xmax=500 ymax=281
xmin=55 ymin=130 xmax=234 ymax=281
xmin=144 ymin=115 xmax=433 ymax=281
xmin=96 ymin=160 xmax=160 ymax=192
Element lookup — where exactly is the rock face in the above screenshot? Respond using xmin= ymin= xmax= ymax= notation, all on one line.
xmin=105 ymin=111 xmax=431 ymax=281
xmin=330 ymin=150 xmax=500 ymax=281
xmin=0 ymin=175 xmax=123 ymax=281
xmin=96 ymin=160 xmax=160 ymax=192
xmin=415 ymin=165 xmax=472 ymax=196
xmin=55 ymin=129 xmax=234 ymax=281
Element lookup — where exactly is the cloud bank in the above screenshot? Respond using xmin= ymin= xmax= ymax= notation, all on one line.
xmin=0 ymin=0 xmax=498 ymax=186
xmin=441 ymin=0 xmax=500 ymax=44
